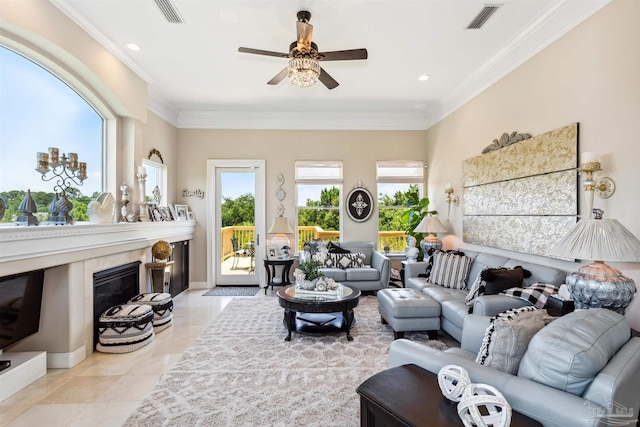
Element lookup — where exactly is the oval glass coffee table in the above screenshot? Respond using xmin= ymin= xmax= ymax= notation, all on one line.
xmin=277 ymin=284 xmax=361 ymax=341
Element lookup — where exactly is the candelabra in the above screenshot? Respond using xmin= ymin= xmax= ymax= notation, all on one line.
xmin=137 ymin=166 xmax=150 ymax=222
xmin=35 ymin=147 xmax=87 ymax=225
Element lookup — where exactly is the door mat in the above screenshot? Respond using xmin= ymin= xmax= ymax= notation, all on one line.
xmin=202 ymin=286 xmax=260 ymax=297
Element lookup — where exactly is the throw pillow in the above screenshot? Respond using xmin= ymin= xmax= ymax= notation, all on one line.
xmin=327 ymin=242 xmax=350 ymax=254
xmin=465 ymin=271 xmax=484 ymax=307
xmin=421 ymin=249 xmax=466 ymax=279
xmin=481 ymin=266 xmax=531 ymax=295
xmin=501 ymin=283 xmax=559 ymax=309
xmin=429 ymin=251 xmax=473 ymax=289
xmin=327 ymin=252 xmax=365 ymax=269
xmin=475 ymin=306 xmax=545 ymax=375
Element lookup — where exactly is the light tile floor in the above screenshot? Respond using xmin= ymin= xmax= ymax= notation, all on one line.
xmin=0 ymin=290 xmax=241 ymax=427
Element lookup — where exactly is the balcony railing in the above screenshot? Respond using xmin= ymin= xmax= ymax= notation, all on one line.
xmin=220 ymin=226 xmax=408 ymax=261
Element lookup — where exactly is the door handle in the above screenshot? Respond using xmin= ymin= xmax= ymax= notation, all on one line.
xmin=256 ymin=234 xmax=259 ymax=246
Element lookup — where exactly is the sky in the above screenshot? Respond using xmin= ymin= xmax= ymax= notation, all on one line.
xmin=0 ymin=46 xmax=103 ymax=196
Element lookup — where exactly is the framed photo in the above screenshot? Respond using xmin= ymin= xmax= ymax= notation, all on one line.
xmin=147 ymin=203 xmax=161 ymax=222
xmin=346 ymin=186 xmax=373 ymax=222
xmin=268 ymin=247 xmax=277 ymax=259
xmin=168 ymin=204 xmax=177 ymax=221
xmin=187 ymin=211 xmax=195 ymax=221
xmin=174 ymin=204 xmax=189 ymax=221
xmin=159 ymin=206 xmax=172 ymax=221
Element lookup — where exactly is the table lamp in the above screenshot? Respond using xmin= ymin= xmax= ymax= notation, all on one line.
xmin=414 ymin=214 xmax=448 ymax=261
xmin=268 ymin=216 xmax=294 ymax=258
xmin=547 ymin=209 xmax=640 ymax=314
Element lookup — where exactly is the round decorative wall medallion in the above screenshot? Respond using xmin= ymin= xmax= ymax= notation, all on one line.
xmin=346 ymin=186 xmax=373 ymax=222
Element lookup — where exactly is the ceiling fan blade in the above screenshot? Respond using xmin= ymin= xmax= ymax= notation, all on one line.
xmin=319 ymin=49 xmax=368 ymax=61
xmin=296 ymin=22 xmax=313 ymax=51
xmin=238 ymin=47 xmax=289 ymax=58
xmin=318 ymin=68 xmax=339 ymax=90
xmin=267 ymin=68 xmax=288 ymax=85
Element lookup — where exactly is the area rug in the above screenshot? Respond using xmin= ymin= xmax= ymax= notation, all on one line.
xmin=202 ymin=286 xmax=260 ymax=296
xmin=124 ymin=295 xmax=447 ymax=427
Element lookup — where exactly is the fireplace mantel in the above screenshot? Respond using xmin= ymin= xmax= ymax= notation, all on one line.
xmin=0 ymin=221 xmax=196 ymax=276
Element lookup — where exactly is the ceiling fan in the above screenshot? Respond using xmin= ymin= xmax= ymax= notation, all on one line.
xmin=238 ymin=11 xmax=368 ymax=90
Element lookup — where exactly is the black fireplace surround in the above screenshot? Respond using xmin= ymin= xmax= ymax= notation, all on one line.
xmin=93 ymin=261 xmax=141 ymax=347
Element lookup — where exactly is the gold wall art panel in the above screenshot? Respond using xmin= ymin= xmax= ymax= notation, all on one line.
xmin=462 ymin=170 xmax=577 ymax=216
xmin=463 ymin=216 xmax=578 ymax=257
xmin=462 ymin=123 xmax=578 ymax=187
xmin=462 ymin=123 xmax=579 ymax=257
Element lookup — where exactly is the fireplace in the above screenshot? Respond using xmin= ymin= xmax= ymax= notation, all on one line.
xmin=93 ymin=261 xmax=141 ymax=347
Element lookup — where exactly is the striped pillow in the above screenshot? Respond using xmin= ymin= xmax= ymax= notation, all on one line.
xmin=429 ymin=251 xmax=473 ymax=289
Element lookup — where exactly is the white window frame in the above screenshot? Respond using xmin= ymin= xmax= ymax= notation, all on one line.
xmin=295 ymin=161 xmax=344 ymax=248
xmin=376 ymin=161 xmax=425 ymax=250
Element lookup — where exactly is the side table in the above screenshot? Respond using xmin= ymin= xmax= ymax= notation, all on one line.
xmin=145 ymin=261 xmax=174 ymax=294
xmin=263 ymin=258 xmax=294 ymax=294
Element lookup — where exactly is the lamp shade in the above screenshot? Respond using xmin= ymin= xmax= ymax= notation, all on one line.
xmin=268 ymin=216 xmax=294 ymax=234
xmin=414 ymin=215 xmax=447 ymax=234
xmin=547 ymin=219 xmax=640 ymax=262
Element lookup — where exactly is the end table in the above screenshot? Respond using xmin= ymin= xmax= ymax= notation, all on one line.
xmin=263 ymin=258 xmax=294 ymax=294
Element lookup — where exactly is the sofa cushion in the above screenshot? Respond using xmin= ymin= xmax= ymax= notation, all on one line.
xmin=429 ymin=251 xmax=473 ymax=289
xmin=476 ymin=306 xmax=545 ymax=375
xmin=440 ymin=299 xmax=469 ymax=329
xmin=345 ymin=267 xmax=379 ymax=281
xmin=326 ymin=252 xmax=365 ymax=269
xmin=422 ymin=285 xmax=467 ymax=303
xmin=481 ymin=266 xmax=530 ymax=295
xmin=318 ymin=268 xmax=346 ymax=282
xmin=518 ymin=308 xmax=630 ymax=396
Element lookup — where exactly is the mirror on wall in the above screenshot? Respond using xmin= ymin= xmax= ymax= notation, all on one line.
xmin=142 ymin=159 xmax=167 ymax=205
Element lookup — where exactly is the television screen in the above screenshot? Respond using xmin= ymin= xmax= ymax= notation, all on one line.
xmin=0 ymin=269 xmax=45 ymax=350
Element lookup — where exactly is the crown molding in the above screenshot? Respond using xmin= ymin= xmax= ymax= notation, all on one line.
xmin=177 ymin=110 xmax=429 ymax=131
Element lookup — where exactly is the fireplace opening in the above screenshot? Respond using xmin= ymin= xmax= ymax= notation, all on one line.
xmin=93 ymin=262 xmax=141 ymax=348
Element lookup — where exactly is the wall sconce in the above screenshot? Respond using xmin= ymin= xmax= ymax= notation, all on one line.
xmin=579 ymin=152 xmax=615 ymax=216
xmin=444 ymin=183 xmax=459 ymax=219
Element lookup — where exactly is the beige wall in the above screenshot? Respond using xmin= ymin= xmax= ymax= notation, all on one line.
xmin=176 ymin=129 xmax=428 ymax=282
xmin=424 ymin=0 xmax=640 ymax=325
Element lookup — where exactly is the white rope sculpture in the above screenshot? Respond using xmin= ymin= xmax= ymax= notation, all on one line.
xmin=437 ymin=365 xmax=471 ymax=402
xmin=457 ymin=383 xmax=512 ymax=427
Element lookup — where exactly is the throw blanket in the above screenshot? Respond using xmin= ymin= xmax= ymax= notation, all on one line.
xmin=501 ymin=283 xmax=559 ymax=309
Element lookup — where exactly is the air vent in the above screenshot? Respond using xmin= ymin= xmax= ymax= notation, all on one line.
xmin=154 ymin=0 xmax=184 ymax=24
xmin=467 ymin=4 xmax=502 ymax=29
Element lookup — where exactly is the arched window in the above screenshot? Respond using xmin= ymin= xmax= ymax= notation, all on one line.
xmin=0 ymin=46 xmax=104 ymax=223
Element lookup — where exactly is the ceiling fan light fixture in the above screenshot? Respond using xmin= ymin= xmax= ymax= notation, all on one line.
xmin=287 ymin=57 xmax=320 ymax=88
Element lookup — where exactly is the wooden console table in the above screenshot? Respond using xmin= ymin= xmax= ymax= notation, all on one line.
xmin=356 ymin=364 xmax=542 ymax=427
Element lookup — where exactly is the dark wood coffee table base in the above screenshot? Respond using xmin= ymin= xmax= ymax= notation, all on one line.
xmin=356 ymin=364 xmax=542 ymax=427
xmin=283 ymin=310 xmax=357 ymax=340
xmin=278 ymin=285 xmax=360 ymax=342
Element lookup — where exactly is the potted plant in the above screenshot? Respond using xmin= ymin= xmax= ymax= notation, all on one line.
xmin=401 ymin=190 xmax=437 ymax=260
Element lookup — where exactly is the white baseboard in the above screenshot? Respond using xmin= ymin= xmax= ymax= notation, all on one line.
xmin=190 ymin=281 xmax=208 ymax=290
xmin=47 ymin=346 xmax=86 ymax=369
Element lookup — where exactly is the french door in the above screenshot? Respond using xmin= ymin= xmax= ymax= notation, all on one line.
xmin=207 ymin=160 xmax=265 ymax=286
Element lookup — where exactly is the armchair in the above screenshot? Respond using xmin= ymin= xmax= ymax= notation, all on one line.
xmin=389 ymin=309 xmax=640 ymax=427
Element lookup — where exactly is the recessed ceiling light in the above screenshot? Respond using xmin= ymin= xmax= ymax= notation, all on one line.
xmin=418 ymin=74 xmax=430 ymax=81
xmin=126 ymin=43 xmax=141 ymax=52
